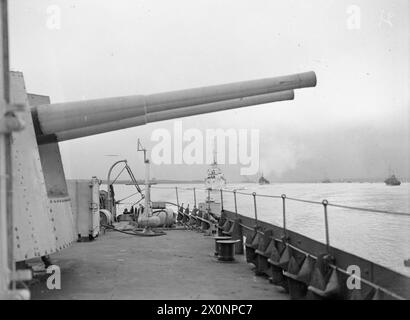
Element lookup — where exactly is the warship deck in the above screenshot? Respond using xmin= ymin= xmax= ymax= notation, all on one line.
xmin=29 ymin=229 xmax=288 ymax=300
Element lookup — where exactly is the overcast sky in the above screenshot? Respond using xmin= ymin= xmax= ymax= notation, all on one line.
xmin=9 ymin=0 xmax=410 ymax=182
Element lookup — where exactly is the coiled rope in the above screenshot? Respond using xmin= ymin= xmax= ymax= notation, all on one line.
xmin=101 ymin=224 xmax=166 ymax=237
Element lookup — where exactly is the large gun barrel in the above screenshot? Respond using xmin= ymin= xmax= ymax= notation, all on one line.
xmin=40 ymin=90 xmax=294 ymax=143
xmin=33 ymin=71 xmax=316 ymax=137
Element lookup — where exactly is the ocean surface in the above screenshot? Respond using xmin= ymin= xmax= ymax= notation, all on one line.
xmin=108 ymin=182 xmax=410 ymax=276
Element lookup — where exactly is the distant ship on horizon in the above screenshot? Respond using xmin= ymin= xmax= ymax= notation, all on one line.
xmin=384 ymin=174 xmax=401 ymax=186
xmin=258 ymin=173 xmax=270 ymax=185
xmin=204 ymin=149 xmax=226 ymax=190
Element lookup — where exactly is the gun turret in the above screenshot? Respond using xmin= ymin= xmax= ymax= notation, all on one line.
xmin=9 ymin=70 xmax=316 ymax=264
xmin=33 ymin=71 xmax=316 ymax=143
xmin=40 ymin=90 xmax=294 ymax=142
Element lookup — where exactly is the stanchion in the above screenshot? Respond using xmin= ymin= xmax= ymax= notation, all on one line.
xmin=176 ymin=187 xmax=179 ymax=207
xmin=322 ymin=199 xmax=330 ymax=253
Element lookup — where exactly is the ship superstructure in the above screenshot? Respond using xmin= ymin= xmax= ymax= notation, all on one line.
xmin=258 ymin=172 xmax=270 ymax=185
xmin=385 ymin=174 xmax=401 ymax=186
xmin=205 ymin=149 xmax=226 ymax=190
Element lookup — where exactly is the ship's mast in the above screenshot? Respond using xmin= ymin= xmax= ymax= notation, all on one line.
xmin=212 ymin=143 xmax=217 ymax=165
xmin=137 ymin=139 xmax=151 ymax=218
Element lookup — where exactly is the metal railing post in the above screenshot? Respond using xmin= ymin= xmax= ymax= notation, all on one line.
xmin=220 ymin=189 xmax=224 ymax=211
xmin=207 ymin=188 xmax=211 ymax=213
xmin=322 ymin=199 xmax=330 ymax=253
xmin=233 ymin=190 xmax=238 ymax=218
xmin=193 ymin=188 xmax=197 ymax=207
xmin=175 ymin=187 xmax=179 ymax=207
xmin=252 ymin=192 xmax=258 ymax=226
xmin=281 ymin=194 xmax=287 ymax=236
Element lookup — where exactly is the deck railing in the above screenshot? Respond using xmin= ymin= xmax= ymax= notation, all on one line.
xmin=145 ymin=185 xmax=410 ymax=300
xmin=150 ymin=185 xmax=409 ymax=254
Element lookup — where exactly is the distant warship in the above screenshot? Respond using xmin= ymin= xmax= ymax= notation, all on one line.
xmin=204 ymin=150 xmax=226 ymax=190
xmin=258 ymin=173 xmax=270 ymax=185
xmin=384 ymin=174 xmax=401 ymax=186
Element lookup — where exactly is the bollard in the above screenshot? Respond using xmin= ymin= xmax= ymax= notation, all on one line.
xmin=217 ymin=240 xmax=240 ymax=262
xmin=213 ymin=236 xmax=232 ymax=256
xmin=220 ymin=218 xmax=244 ymax=254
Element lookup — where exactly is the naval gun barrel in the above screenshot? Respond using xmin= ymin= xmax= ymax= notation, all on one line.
xmin=33 ymin=71 xmax=316 ymax=138
xmin=43 ymin=90 xmax=294 ymax=142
